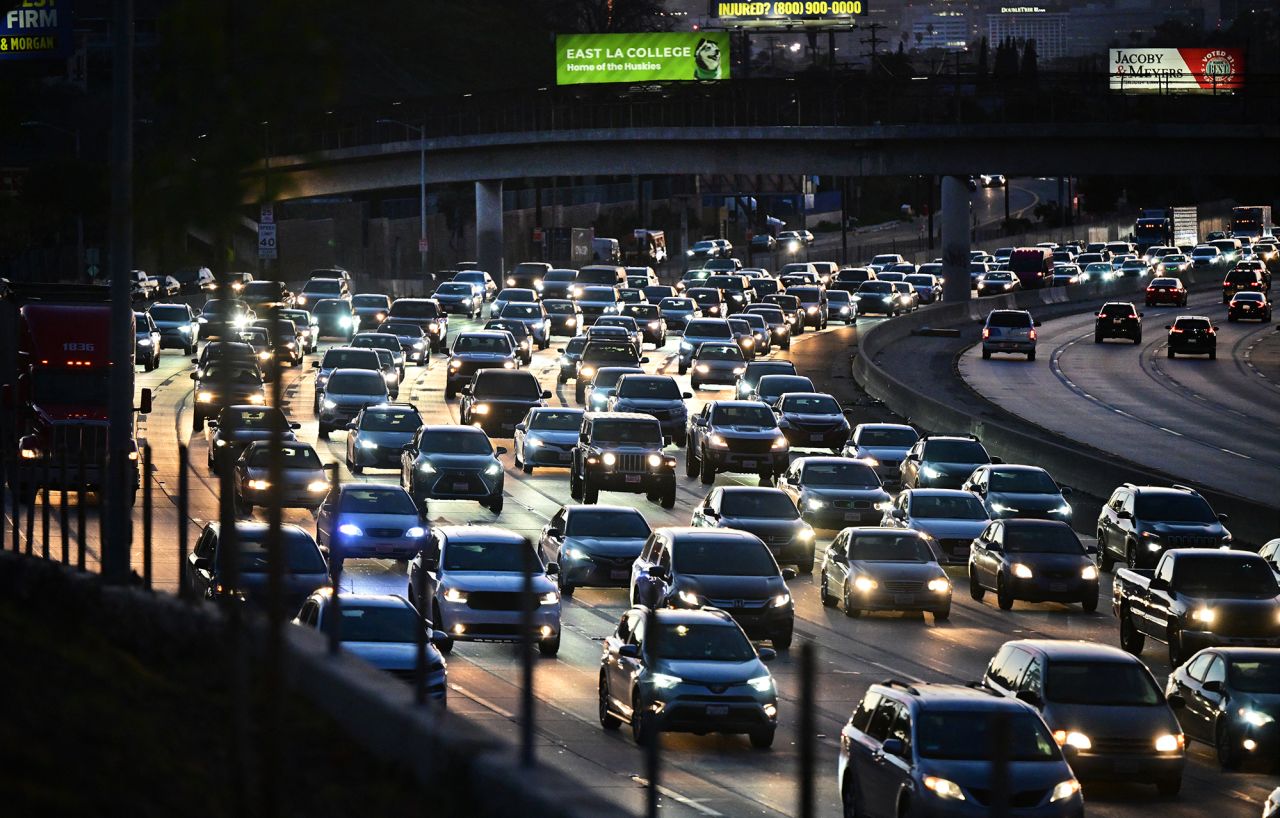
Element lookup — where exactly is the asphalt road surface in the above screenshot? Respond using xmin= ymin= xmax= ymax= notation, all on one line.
xmin=959 ymin=287 xmax=1280 ymax=507
xmin=9 ymin=297 xmax=1275 ymax=818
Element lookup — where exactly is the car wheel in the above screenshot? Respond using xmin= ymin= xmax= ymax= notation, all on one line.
xmin=1119 ymin=606 xmax=1145 ymax=655
xmin=996 ymin=575 xmax=1015 ymax=610
xmin=1216 ymin=719 xmax=1242 ymax=770
xmin=1093 ymin=332 xmax=1104 ymax=344
xmin=1209 ymin=350 xmax=1217 ymax=360
xmin=660 ymin=484 xmax=676 ymax=510
xmin=933 ymin=603 xmax=951 ymax=622
xmin=570 ymin=469 xmax=583 ymax=499
xmin=699 ymin=450 xmax=716 ymax=484
xmin=583 ymin=481 xmax=599 ymax=504
xmin=1168 ymin=626 xmax=1186 ymax=667
xmin=1081 ymin=590 xmax=1099 ymax=613
xmin=1134 ymin=332 xmax=1142 ymax=344
xmin=432 ymin=604 xmax=453 ymax=653
xmin=981 ymin=348 xmax=991 ymax=360
xmin=674 ymin=428 xmax=687 ymax=448
xmin=842 ymin=774 xmax=863 ymax=818
xmin=1026 ymin=350 xmax=1036 ymax=361
xmin=487 ymin=494 xmax=504 ymax=514
xmin=843 ymin=582 xmax=861 ymax=618
xmin=968 ymin=567 xmax=985 ymax=601
xmin=797 ymin=549 xmax=815 ymax=575
xmin=821 ymin=572 xmax=837 ymax=607
xmin=1156 ymin=775 xmax=1182 ymax=798
xmin=598 ymin=674 xmax=620 ymax=730
xmin=749 ymin=728 xmax=775 ymax=749
xmin=772 ymin=623 xmax=793 ymax=650
xmin=1168 ymin=349 xmax=1175 ymax=358
xmin=632 ymin=698 xmax=657 ymax=746
xmin=684 ymin=447 xmax=699 ymax=478
xmin=575 ymin=382 xmax=585 ymax=404
xmin=1126 ymin=542 xmax=1140 ymax=570
xmin=318 ymin=424 xmax=330 ymax=440
xmin=538 ymin=632 xmax=560 ymax=658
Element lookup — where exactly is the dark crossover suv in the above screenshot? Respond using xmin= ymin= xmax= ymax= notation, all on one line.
xmin=459 ymin=369 xmax=551 ymax=437
xmin=569 ymin=413 xmax=676 ymax=509
xmin=1165 ymin=315 xmax=1217 ymax=359
xmin=899 ymin=435 xmax=996 ymax=490
xmin=686 ymin=400 xmax=790 ymax=484
xmin=1094 ymin=301 xmax=1142 ymax=344
xmin=1096 ymin=483 xmax=1231 ymax=571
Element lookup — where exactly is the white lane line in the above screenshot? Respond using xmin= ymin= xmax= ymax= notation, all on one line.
xmin=447 ymin=682 xmax=516 ymax=719
xmin=1158 ymin=427 xmax=1184 ymax=436
xmin=1221 ymin=449 xmax=1252 ymax=459
xmin=629 ymin=777 xmax=725 ymax=817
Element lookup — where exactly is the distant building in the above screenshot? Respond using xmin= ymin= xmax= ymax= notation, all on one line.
xmin=987 ymin=7 xmax=1069 ymax=61
xmin=910 ymin=12 xmax=975 ymax=51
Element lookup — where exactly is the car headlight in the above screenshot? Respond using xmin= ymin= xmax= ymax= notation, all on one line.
xmin=419 ymin=462 xmax=436 ymax=473
xmin=257 ymin=351 xmax=270 ymax=361
xmin=927 ymin=578 xmax=951 ymax=593
xmin=1081 ymin=565 xmax=1099 ymax=581
xmin=462 ymin=297 xmax=472 ymax=305
xmin=442 ymin=588 xmax=467 ymax=603
xmin=732 ymin=367 xmax=746 ymax=375
xmin=565 ymin=317 xmax=577 ymax=327
xmin=339 ymin=316 xmax=352 ymax=327
xmin=676 ymin=589 xmax=702 ymax=607
xmin=651 ymin=672 xmax=682 ymax=689
xmin=599 ymin=452 xmax=617 ymax=467
xmin=748 ymin=675 xmax=774 ymax=693
xmin=647 ymin=321 xmax=660 ymax=329
xmin=1049 ymin=779 xmax=1081 ymax=803
xmin=805 ymin=498 xmax=825 ymax=510
xmin=485 ymin=463 xmax=502 ymax=476
xmin=1155 ymin=733 xmax=1186 ymax=752
xmin=923 ymin=776 xmax=965 ymax=801
xmin=1192 ymin=607 xmax=1216 ymax=624
xmin=295 ymin=295 xmax=306 ymax=304
xmin=323 ymin=399 xmax=337 ymax=410
xmin=358 ymin=439 xmax=378 ymax=449
xmin=248 ymin=393 xmax=266 ymax=405
xmin=1012 ymin=563 xmax=1033 ymax=579
xmin=138 ymin=338 xmax=152 ymax=347
xmin=771 ymin=434 xmax=788 ymax=450
xmin=307 ymin=480 xmax=328 ymax=493
xmin=579 ymin=366 xmax=595 ymax=378
xmin=338 ymin=523 xmax=363 ymax=537
xmin=853 ymin=575 xmax=877 ymax=593
xmin=565 ymin=547 xmax=588 ymax=560
xmin=647 ymin=454 xmax=663 ymax=468
xmin=405 ymin=526 xmax=426 ymax=538
xmin=797 ymin=527 xmax=814 ymax=541
xmin=179 ymin=325 xmax=192 ymax=334
xmin=989 ymin=502 xmax=1014 ymax=514
xmin=680 ymin=341 xmax=693 ymax=351
xmin=473 ymin=404 xmax=490 ymax=415
xmin=708 ymin=433 xmax=727 ymax=448
xmin=921 ymin=465 xmax=941 ymax=479
xmin=771 ymin=593 xmax=791 ymax=607
xmin=248 ymin=479 xmax=270 ymax=490
xmin=1050 ymin=504 xmax=1071 ymax=515
xmin=539 ymin=591 xmax=559 ymax=605
xmin=197 ymin=391 xmax=215 ymax=403
xmin=695 ymin=364 xmax=710 ymax=374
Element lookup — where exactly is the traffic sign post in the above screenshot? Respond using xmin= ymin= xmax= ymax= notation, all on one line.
xmin=258 ymin=223 xmax=277 ymax=259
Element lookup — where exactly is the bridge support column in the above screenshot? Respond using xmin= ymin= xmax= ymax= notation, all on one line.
xmin=476 ymin=179 xmax=504 ymax=276
xmin=941 ymin=175 xmax=971 ymax=303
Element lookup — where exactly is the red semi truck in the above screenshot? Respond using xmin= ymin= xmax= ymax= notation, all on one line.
xmin=2 ymin=285 xmax=150 ymax=504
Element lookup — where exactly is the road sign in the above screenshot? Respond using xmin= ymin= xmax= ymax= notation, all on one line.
xmin=258 ymin=223 xmax=277 ymax=259
xmin=260 ymin=204 xmax=274 ymax=225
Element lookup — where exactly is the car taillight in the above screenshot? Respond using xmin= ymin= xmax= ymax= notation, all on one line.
xmin=1169 ymin=328 xmax=1183 ymax=333
xmin=1146 ymin=287 xmax=1155 ymax=292
xmin=1029 ymin=329 xmax=1037 ymax=341
xmin=982 ymin=327 xmax=990 ymax=339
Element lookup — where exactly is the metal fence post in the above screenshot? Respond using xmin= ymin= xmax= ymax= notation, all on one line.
xmin=41 ymin=460 xmax=50 ymax=559
xmin=142 ymin=442 xmax=152 ymax=588
xmin=415 ymin=566 xmax=429 ymax=707
xmin=520 ymin=540 xmax=535 ymax=768
xmin=177 ymin=443 xmax=189 ymax=599
xmin=76 ymin=448 xmax=86 ymax=570
xmin=59 ymin=457 xmax=68 ymax=564
xmin=645 ymin=605 xmax=662 ymax=818
xmin=799 ymin=641 xmax=816 ymax=818
xmin=327 ymin=462 xmax=342 ymax=656
xmin=24 ymin=467 xmax=34 ymax=555
xmin=10 ymin=457 xmax=19 ymax=553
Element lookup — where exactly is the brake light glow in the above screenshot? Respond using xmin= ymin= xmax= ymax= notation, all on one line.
xmin=981 ymin=327 xmax=990 ymax=339
xmin=1028 ymin=329 xmax=1037 ymax=341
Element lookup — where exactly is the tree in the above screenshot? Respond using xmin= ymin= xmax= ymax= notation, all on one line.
xmin=538 ymin=0 xmax=672 ymax=33
xmin=1020 ymin=38 xmax=1038 ymax=80
xmin=977 ymin=36 xmax=990 ymax=77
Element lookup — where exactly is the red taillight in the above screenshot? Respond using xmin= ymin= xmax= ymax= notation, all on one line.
xmin=1170 ymin=328 xmax=1183 ymax=333
xmin=1029 ymin=329 xmax=1037 ymax=341
xmin=1146 ymin=287 xmax=1155 ymax=292
xmin=982 ymin=327 xmax=990 ymax=339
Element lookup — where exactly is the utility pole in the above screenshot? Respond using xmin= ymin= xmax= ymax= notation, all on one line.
xmin=104 ymin=0 xmax=134 ymax=584
xmin=860 ymin=23 xmax=885 ymax=75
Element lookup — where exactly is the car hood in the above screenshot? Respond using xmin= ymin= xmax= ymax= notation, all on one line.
xmin=359 ymin=430 xmax=415 ymax=446
xmin=1006 ymin=552 xmax=1093 ymax=573
xmin=849 ymin=560 xmax=945 ymax=583
xmin=326 ymin=392 xmax=387 ymax=406
xmin=612 ymin=398 xmax=685 ymax=412
xmin=1041 ymin=702 xmax=1180 ymax=739
xmin=444 ymin=572 xmax=555 ymax=594
xmin=152 ymin=319 xmax=191 ymax=330
xmin=526 ymin=429 xmax=578 ymax=446
xmin=242 ymin=465 xmax=325 ymax=483
xmin=856 ymin=445 xmax=911 ymax=461
xmin=679 ymin=573 xmax=785 ymax=600
xmin=924 ymin=460 xmax=986 ymax=475
xmin=454 ymin=353 xmax=514 ymax=363
xmin=342 ymin=641 xmax=443 ymax=672
xmin=916 ymin=759 xmax=1071 ymax=797
xmin=563 ymin=536 xmax=647 ymax=558
xmin=657 ymin=657 xmax=767 ymax=685
xmin=908 ymin=517 xmax=988 ymax=539
xmin=803 ymin=487 xmax=891 ymax=503
xmin=987 ymin=492 xmax=1067 ymax=512
xmin=780 ymin=412 xmax=846 ymax=425
xmin=421 ymin=454 xmax=497 ymax=470
xmin=336 ymin=512 xmax=422 ymax=531
xmin=1144 ymin=521 xmax=1228 ymax=538
xmin=715 ymin=426 xmax=780 ymax=437
xmin=716 ymin=517 xmax=805 ymax=538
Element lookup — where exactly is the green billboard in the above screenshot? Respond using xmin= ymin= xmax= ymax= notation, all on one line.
xmin=556 ymin=32 xmax=730 ymax=86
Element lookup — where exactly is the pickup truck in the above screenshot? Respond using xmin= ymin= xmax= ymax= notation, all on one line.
xmin=1114 ymin=549 xmax=1280 ymax=666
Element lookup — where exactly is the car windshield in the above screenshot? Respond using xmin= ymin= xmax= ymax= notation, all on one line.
xmin=303 ymin=281 xmax=341 ymax=295
xmin=686 ymin=321 xmax=731 ymax=338
xmin=360 ymin=409 xmax=420 ymax=432
xmin=916 ymin=712 xmax=1058 ymax=761
xmin=280 ymin=311 xmax=311 ymax=324
xmin=988 ymin=311 xmax=1032 ymax=327
xmin=989 ymin=469 xmax=1060 ymax=493
xmin=674 ymin=538 xmax=777 ymax=576
xmin=1173 ymin=557 xmax=1279 ymax=595
xmin=710 ymin=404 xmax=775 ymax=426
xmin=544 ymin=301 xmax=575 ymax=314
xmin=134 ymin=316 xmax=152 ymax=333
xmin=203 ymin=365 xmax=261 ymax=384
xmin=654 ymin=623 xmax=756 ymax=662
xmin=697 ymin=345 xmax=744 ymax=362
xmin=849 ymin=534 xmax=934 ymax=562
xmin=759 ymin=377 xmax=811 ymax=397
xmin=780 ymin=395 xmax=840 ymax=414
xmin=660 ymin=298 xmax=694 ymax=310
xmin=242 ymin=282 xmax=280 ymax=297
xmin=487 ymin=321 xmax=527 ymax=339
xmin=499 ymin=291 xmax=536 ymax=303
xmin=390 ymin=300 xmax=441 ymax=318
xmin=566 ymin=510 xmax=651 ymax=538
xmin=858 ymin=428 xmax=918 ymax=447
xmin=581 ymin=287 xmax=616 ymax=300
xmin=312 ymin=301 xmax=348 ymax=316
xmin=1003 ymin=525 xmax=1084 ymax=555
xmin=924 ymin=440 xmax=987 ymax=462
xmin=443 ymin=541 xmax=540 ymax=573
xmin=454 ymin=335 xmax=511 ymax=354
xmin=237 ymin=533 xmax=326 ymax=574
xmin=911 ymin=494 xmax=988 ymax=520
xmin=749 ymin=308 xmax=785 ymax=322
xmin=720 ymin=491 xmax=797 ymax=519
xmin=352 ymin=295 xmax=389 ymax=309
xmin=592 ymin=419 xmax=661 ymax=445
xmin=338 ymin=487 xmax=418 ymax=515
xmin=419 ymin=430 xmax=491 ymax=455
xmin=860 ymin=281 xmax=893 ymax=293
xmin=1044 ymin=661 xmax=1161 ymax=706
xmin=247 ymin=446 xmax=320 ymax=468
xmin=475 ymin=373 xmax=542 ymax=398
xmin=584 ymin=343 xmax=636 ymax=362
xmin=150 ymin=306 xmax=189 ymax=321
xmin=616 ymin=377 xmax=681 ymax=399
xmin=592 ymin=369 xmax=634 ymax=389
xmin=203 ymin=300 xmax=243 ymax=316
xmin=528 ymin=410 xmax=581 ymax=431
xmin=321 ymin=350 xmax=377 ymax=369
xmin=352 ymin=335 xmax=399 ymax=352
xmin=326 ymin=372 xmax=386 ymax=394
xmin=546 ymin=271 xmax=575 ymax=282
xmin=1099 ymin=304 xmax=1136 ymax=317
xmin=801 ymin=461 xmax=879 ymax=487
xmin=320 ymin=604 xmax=418 ymax=643
xmin=436 ymin=283 xmax=472 ymax=295
xmin=1229 ymin=658 xmax=1280 ymax=693
xmin=1135 ymin=493 xmax=1217 ymax=522
xmin=745 ymin=364 xmax=796 ymax=383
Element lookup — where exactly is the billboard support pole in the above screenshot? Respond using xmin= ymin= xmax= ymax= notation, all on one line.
xmin=941 ymin=176 xmax=971 ymax=303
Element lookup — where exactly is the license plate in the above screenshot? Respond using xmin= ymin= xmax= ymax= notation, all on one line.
xmin=558 ymin=452 xmax=572 ymax=462
xmin=845 ymin=512 xmax=861 ymax=521
xmin=810 ymin=433 xmax=825 ymax=442
xmin=1050 ymin=582 xmax=1068 ymax=592
xmin=894 ymin=594 xmax=915 ymax=604
xmin=624 ymin=474 xmax=641 ymax=484
xmin=1113 ymin=319 xmax=1123 ymax=324
xmin=705 ymin=705 xmax=729 ymax=717
xmin=452 ymin=481 xmax=470 ymax=492
xmin=742 ymin=460 xmax=757 ymax=470
xmin=374 ymin=544 xmax=396 ymax=553
xmin=610 ymin=569 xmax=629 ymax=580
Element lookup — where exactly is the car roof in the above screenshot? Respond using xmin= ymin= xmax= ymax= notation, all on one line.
xmin=585 ymin=411 xmax=661 ymax=423
xmin=718 ymin=485 xmax=787 ymax=496
xmin=530 ymin=406 xmax=583 ymax=415
xmin=905 ymin=488 xmax=977 ymax=498
xmin=313 ymin=591 xmax=412 ymax=609
xmin=660 ymin=526 xmax=765 ymax=544
xmin=566 ymin=504 xmax=644 ymax=516
xmin=796 ymin=455 xmax=870 ymax=468
xmin=1000 ymin=519 xmax=1075 ymax=531
xmin=420 ymin=424 xmax=489 ymax=435
xmin=988 ymin=464 xmax=1049 ymax=474
xmin=1204 ymin=647 xmax=1280 ymax=660
xmin=1002 ymin=639 xmax=1141 ymax=663
xmin=437 ymin=526 xmax=529 ymax=544
xmin=642 ymin=606 xmax=740 ymax=627
xmin=778 ymin=391 xmax=833 ymax=401
xmin=709 ymin=399 xmax=773 ymax=409
xmin=874 ymin=681 xmax=1028 ymax=713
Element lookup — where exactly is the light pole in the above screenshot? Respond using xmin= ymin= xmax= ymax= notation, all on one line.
xmin=377 ymin=118 xmax=427 ymax=278
xmin=22 ymin=120 xmax=84 ymax=281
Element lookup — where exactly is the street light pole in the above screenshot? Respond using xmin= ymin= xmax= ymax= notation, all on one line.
xmin=377 ymin=119 xmax=427 ymax=278
xmin=22 ymin=121 xmax=84 ymax=281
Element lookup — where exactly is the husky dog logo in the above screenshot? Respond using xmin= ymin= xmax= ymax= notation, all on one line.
xmin=693 ymin=38 xmax=722 ymax=80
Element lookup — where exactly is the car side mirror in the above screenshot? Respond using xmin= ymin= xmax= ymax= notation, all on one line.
xmin=189 ymin=372 xmax=198 ymax=380
xmin=682 ymin=392 xmax=693 ymax=399
xmin=495 ymin=446 xmax=507 ymax=456
xmin=1034 ymin=320 xmax=1042 ymax=327
xmin=1217 ymin=513 xmax=1230 ymax=523
xmin=891 ymin=508 xmax=905 ymax=519
xmin=1084 ymin=544 xmax=1099 ymax=556
xmin=137 ymin=388 xmax=153 ymax=415
xmin=515 ymin=423 xmax=527 ymax=433
xmin=311 ymin=361 xmax=320 ymax=368
xmin=990 ymin=456 xmax=1003 ymax=465
xmin=547 ymin=527 xmax=562 ymax=539
xmin=782 ymin=567 xmax=798 ymax=580
xmin=1202 ymin=679 xmax=1224 ymax=694
xmin=460 ymin=385 xmax=472 ymax=395
xmin=1059 ymin=486 xmax=1073 ymax=496
xmin=880 ymin=738 xmax=906 ymax=757
xmin=1165 ymin=325 xmax=1172 ymax=330
xmin=1138 ymin=311 xmax=1145 ymax=317
xmin=192 ymin=556 xmax=210 ymax=570
xmin=1150 ymin=577 xmax=1169 ymax=592
xmin=206 ymin=420 xmax=219 ymax=429
xmin=429 ymin=629 xmax=451 ymax=646
xmin=618 ymin=644 xmax=641 ymax=659
xmin=648 ymin=565 xmax=668 ymax=580
xmin=1117 ymin=509 xmax=1132 ymax=520
xmin=1165 ymin=692 xmax=1187 ymax=710
xmin=546 ymin=561 xmax=560 ymax=576
xmin=190 ymin=357 xmax=199 ymax=365
xmin=541 ymin=390 xmax=552 ymax=400
xmin=1016 ymin=690 xmax=1043 ymax=708
xmin=289 ymin=422 xmax=301 ymax=430
xmin=421 ymin=557 xmax=438 ymax=572
xmin=757 ymin=648 xmax=777 ymax=662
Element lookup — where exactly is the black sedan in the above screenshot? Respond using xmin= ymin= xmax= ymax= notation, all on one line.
xmin=1166 ymin=647 xmax=1280 ymax=770
xmin=968 ymin=519 xmax=1100 ymax=612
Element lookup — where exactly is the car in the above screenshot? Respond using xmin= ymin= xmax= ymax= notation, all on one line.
xmin=401 ymin=424 xmax=506 ymax=514
xmin=733 ymin=312 xmax=773 ymax=353
xmin=555 ymin=335 xmax=587 ymax=384
xmin=350 ymin=331 xmax=406 ymax=376
xmin=826 ymin=289 xmax=855 ymax=323
xmin=295 ymin=277 xmax=349 ymax=308
xmin=232 ymin=439 xmax=327 ymax=514
xmin=172 ymin=265 xmax=216 ymax=293
xmin=1228 ymin=291 xmax=1273 ymax=322
xmin=1165 ymin=648 xmax=1280 ymax=771
xmin=854 ymin=280 xmax=899 ymax=316
xmin=575 ymin=339 xmax=647 ymax=404
xmin=984 ymin=640 xmax=1186 ymax=792
xmin=538 ymin=268 xmax=577 ymax=300
xmin=962 ymin=464 xmax=1073 ymax=522
xmin=198 ymin=298 xmax=255 ymax=340
xmin=821 ymin=527 xmax=952 ymax=620
xmin=1096 ymin=483 xmax=1232 ymax=571
xmin=1118 ymin=258 xmax=1152 ymax=278
xmin=539 ymin=504 xmax=652 ymax=596
xmin=1160 ymin=254 xmax=1192 ymax=275
xmin=832 ymin=267 xmax=876 ymax=293
xmin=743 ymin=305 xmax=792 ymax=349
xmin=192 ymin=340 xmax=258 ymax=376
xmin=778 ymin=456 xmax=888 ymax=531
xmin=492 ymin=287 xmax=538 ymax=318
xmin=891 ymin=282 xmax=920 ymax=312
xmin=624 ymin=266 xmax=660 ymax=288
xmin=542 ymin=298 xmax=582 ymax=337
xmin=1078 ymin=261 xmax=1117 ymax=284
xmin=868 ymin=253 xmax=904 ymax=273
xmin=788 ymin=285 xmax=828 ymax=329
xmin=1145 ymin=276 xmax=1188 ymax=307
xmin=1166 ymin=315 xmax=1217 ymax=359
xmin=657 ymin=296 xmax=699 ymax=333
xmin=905 ymin=273 xmax=942 ymax=304
xmin=592 ymin=315 xmax=643 ymax=352
xmin=731 ymin=362 xmax=796 ymax=403
xmin=615 ymin=288 xmax=645 ymax=306
xmin=604 ymin=374 xmax=689 ymax=445
xmin=581 ymin=365 xmax=641 ymax=412
xmin=749 ymin=373 xmax=814 ymax=406
xmin=750 ymin=233 xmax=777 ymax=252
xmin=749 ymin=277 xmax=782 ymax=300
xmin=686 ymin=239 xmax=720 ymax=261
xmin=311 ymin=298 xmax=357 ymax=340
xmin=492 ymin=302 xmax=550 ymax=351
xmin=432 ymin=281 xmax=482 ymax=317
xmin=643 ymin=284 xmax=675 ymax=303
xmin=506 ymin=261 xmax=551 ymax=291
xmin=1223 ymin=263 xmax=1271 ymax=303
xmin=771 ymin=391 xmax=850 ymax=452
xmin=293 ymin=591 xmax=448 ymax=699
xmin=452 ymin=270 xmax=498 ymax=303
xmin=631 ymin=526 xmax=796 ymax=648
xmin=762 ymin=292 xmax=806 ymax=332
xmin=133 ymin=311 xmax=161 ymax=371
xmin=569 ymin=412 xmax=676 ymax=508
xmin=147 ymin=302 xmax=200 ymax=353
xmin=1049 ymin=264 xmax=1081 ymax=287
xmin=407 ymin=526 xmax=560 ymax=656
xmin=598 ymin=606 xmax=779 ymax=746
xmin=839 ymin=681 xmax=1085 ymax=817
xmin=705 ymin=258 xmax=742 ymax=274
xmin=779 ymin=272 xmax=818 ymax=290
xmin=236 ymin=326 xmax=278 ymax=373
xmin=676 ymin=269 xmax=715 ymax=294
xmin=344 ymin=403 xmax=422 ymax=474
xmin=968 ymin=519 xmax=1101 ymax=611
xmin=1094 ymin=301 xmax=1143 ymax=343
xmin=218 ymin=271 xmax=253 ymax=297
xmin=191 ymin=364 xmax=266 ymax=432
xmin=685 ymin=286 xmax=726 ymax=320
xmin=315 ymin=482 xmax=428 ymax=572
xmin=686 ymin=400 xmax=790 ymax=484
xmin=981 ymin=309 xmax=1038 ymax=361
xmin=842 ymin=423 xmax=920 ymax=487
xmin=240 ymin=280 xmax=293 ymax=312
xmin=317 ymin=368 xmax=389 ymax=438
xmin=310 ymin=346 xmax=381 ymax=412
xmin=705 ymin=274 xmax=752 ymax=313
xmin=899 ymin=434 xmax=995 ymax=490
xmin=386 ymin=298 xmax=449 ymax=353
xmin=483 ymin=318 xmax=534 ymax=365
xmin=187 ymin=521 xmax=329 ymax=609
xmin=692 ymin=486 xmax=816 ymax=573
xmin=574 ymin=285 xmax=622 ymax=327
xmin=1191 ymin=245 xmax=1222 ymax=269
xmin=778 ymin=230 xmax=809 ymax=253
xmin=460 ymin=369 xmax=550 ymax=437
xmin=514 ymin=407 xmax=583 ymax=474
xmin=252 ymin=318 xmax=305 ymax=368
xmin=277 ymin=308 xmax=318 ymax=353
xmin=689 ymin=342 xmax=747 ymax=389
xmin=371 ymin=321 xmax=428 ymax=367
xmin=619 ymin=302 xmax=667 ymax=347
xmin=204 ymin=404 xmax=298 ymax=469
xmin=975 ymin=271 xmax=1021 ymax=297
xmin=881 ymin=488 xmax=990 ymax=565
xmin=445 ymin=331 xmax=518 ymax=399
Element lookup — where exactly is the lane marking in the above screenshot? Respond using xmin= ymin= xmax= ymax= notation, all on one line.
xmin=629 ymin=777 xmax=725 ymax=817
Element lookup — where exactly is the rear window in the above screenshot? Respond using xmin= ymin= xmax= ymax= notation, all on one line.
xmin=1099 ymin=303 xmax=1136 ymax=317
xmin=686 ymin=321 xmax=732 ymax=338
xmin=922 ymin=439 xmax=988 ymax=462
xmin=987 ymin=311 xmax=1032 ymax=328
xmin=248 ymin=445 xmax=321 ymax=468
xmin=390 ymin=300 xmax=441 ymax=318
xmin=1174 ymin=318 xmax=1211 ymax=331
xmin=321 ymin=349 xmax=379 ymax=369
xmin=674 ymin=537 xmax=777 ymax=576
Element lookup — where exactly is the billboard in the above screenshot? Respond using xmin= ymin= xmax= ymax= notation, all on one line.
xmin=556 ymin=32 xmax=730 ymax=85
xmin=1109 ymin=48 xmax=1243 ymax=94
xmin=711 ymin=1 xmax=867 ymax=21
xmin=1 ymin=0 xmax=74 ymax=61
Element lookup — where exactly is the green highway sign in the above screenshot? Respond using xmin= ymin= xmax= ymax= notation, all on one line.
xmin=556 ymin=32 xmax=730 ymax=86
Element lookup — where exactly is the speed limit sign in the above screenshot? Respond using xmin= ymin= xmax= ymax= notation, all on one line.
xmin=258 ymin=223 xmax=278 ymax=259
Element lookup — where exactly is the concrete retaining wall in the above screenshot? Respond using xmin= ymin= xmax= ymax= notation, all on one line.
xmin=851 ymin=269 xmax=1279 ymax=547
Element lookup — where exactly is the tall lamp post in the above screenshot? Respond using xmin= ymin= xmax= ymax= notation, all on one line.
xmin=376 ymin=118 xmax=427 ymax=278
xmin=21 ymin=120 xmax=84 ymax=281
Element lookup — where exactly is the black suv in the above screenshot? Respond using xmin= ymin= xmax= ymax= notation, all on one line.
xmin=570 ymin=412 xmax=676 ymax=508
xmin=1165 ymin=315 xmax=1217 ymax=359
xmin=1096 ymin=483 xmax=1231 ymax=570
xmin=898 ymin=435 xmax=996 ymax=490
xmin=459 ymin=369 xmax=551 ymax=437
xmin=686 ymin=400 xmax=790 ymax=484
xmin=1094 ymin=301 xmax=1142 ymax=344
xmin=575 ymin=339 xmax=647 ymax=404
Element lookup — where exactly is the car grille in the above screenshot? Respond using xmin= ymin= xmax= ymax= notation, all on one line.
xmin=645 ymin=409 xmax=672 ymax=420
xmin=51 ymin=423 xmax=108 ymax=466
xmin=677 ymin=692 xmax=756 ymax=703
xmin=881 ymin=581 xmax=922 ymax=594
xmin=724 ymin=437 xmax=773 ymax=454
xmin=1218 ymin=609 xmax=1280 ymax=638
xmin=1039 ymin=569 xmax=1077 ymax=582
xmin=366 ymin=528 xmax=404 ymax=539
xmin=1160 ymin=534 xmax=1218 ymax=549
xmin=466 ymin=592 xmax=538 ymax=612
xmin=607 ymin=452 xmax=648 ymax=473
xmin=588 ymin=555 xmax=636 ymax=571
xmin=430 ymin=471 xmax=486 ymax=495
xmin=969 ymin=788 xmax=1049 ymax=809
xmin=759 ymin=533 xmax=795 ymax=550
xmin=708 ymin=598 xmax=768 ymax=611
xmin=938 ymin=539 xmax=971 ymax=557
xmin=833 ymin=499 xmax=873 ymax=510
xmin=878 ymin=458 xmax=900 ymax=470
xmin=1089 ymin=737 xmax=1157 ymax=755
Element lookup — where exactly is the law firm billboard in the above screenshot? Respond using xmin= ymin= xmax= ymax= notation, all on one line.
xmin=1 ymin=0 xmax=73 ymax=61
xmin=556 ymin=32 xmax=730 ymax=86
xmin=712 ymin=1 xmax=867 ymax=22
xmin=1110 ymin=48 xmax=1243 ymax=94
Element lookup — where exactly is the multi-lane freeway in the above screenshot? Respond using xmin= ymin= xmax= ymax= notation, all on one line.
xmin=14 ymin=281 xmax=1276 ymax=818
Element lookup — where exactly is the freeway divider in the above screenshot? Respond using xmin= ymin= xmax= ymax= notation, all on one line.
xmin=851 ymin=267 xmax=1280 ymax=548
